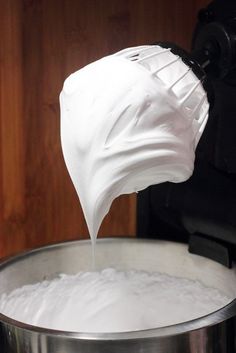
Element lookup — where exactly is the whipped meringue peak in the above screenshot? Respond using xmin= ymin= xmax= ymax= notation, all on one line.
xmin=60 ymin=45 xmax=209 ymax=241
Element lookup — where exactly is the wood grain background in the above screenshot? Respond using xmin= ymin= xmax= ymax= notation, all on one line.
xmin=0 ymin=0 xmax=209 ymax=258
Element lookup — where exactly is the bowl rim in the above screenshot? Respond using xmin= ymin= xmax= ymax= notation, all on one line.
xmin=0 ymin=237 xmax=236 ymax=341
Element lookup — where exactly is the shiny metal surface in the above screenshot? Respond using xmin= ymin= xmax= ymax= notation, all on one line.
xmin=0 ymin=237 xmax=236 ymax=353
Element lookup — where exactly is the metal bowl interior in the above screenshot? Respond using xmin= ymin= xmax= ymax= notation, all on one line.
xmin=0 ymin=237 xmax=236 ymax=340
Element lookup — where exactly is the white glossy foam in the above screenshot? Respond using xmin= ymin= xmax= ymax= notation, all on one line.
xmin=0 ymin=268 xmax=230 ymax=332
xmin=60 ymin=45 xmax=209 ymax=242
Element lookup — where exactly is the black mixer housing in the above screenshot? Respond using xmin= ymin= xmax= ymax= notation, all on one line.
xmin=137 ymin=0 xmax=236 ymax=268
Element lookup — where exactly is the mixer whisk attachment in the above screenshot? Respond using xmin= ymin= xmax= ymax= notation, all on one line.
xmin=115 ymin=44 xmax=209 ymax=147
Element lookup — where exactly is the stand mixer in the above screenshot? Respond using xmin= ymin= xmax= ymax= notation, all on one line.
xmin=137 ymin=0 xmax=236 ymax=268
xmin=1 ymin=1 xmax=236 ymax=352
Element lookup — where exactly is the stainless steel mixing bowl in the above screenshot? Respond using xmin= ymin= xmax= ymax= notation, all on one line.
xmin=0 ymin=237 xmax=236 ymax=353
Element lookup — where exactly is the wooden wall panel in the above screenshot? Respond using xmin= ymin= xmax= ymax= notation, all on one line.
xmin=0 ymin=0 xmax=209 ymax=258
xmin=0 ymin=1 xmax=26 ymax=256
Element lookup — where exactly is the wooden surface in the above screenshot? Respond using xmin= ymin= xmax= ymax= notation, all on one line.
xmin=0 ymin=0 xmax=209 ymax=258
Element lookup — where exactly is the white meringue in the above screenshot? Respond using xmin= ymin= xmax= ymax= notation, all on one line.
xmin=60 ymin=45 xmax=209 ymax=241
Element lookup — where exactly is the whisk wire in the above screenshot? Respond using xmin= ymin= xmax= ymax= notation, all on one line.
xmin=180 ymin=79 xmax=202 ymax=105
xmin=116 ymin=46 xmax=150 ymax=58
xmin=151 ymin=57 xmax=180 ymax=75
xmin=191 ymin=93 xmax=207 ymax=120
xmin=167 ymin=67 xmax=191 ymax=90
xmin=136 ymin=48 xmax=171 ymax=63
